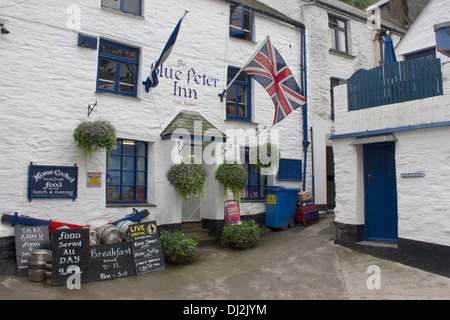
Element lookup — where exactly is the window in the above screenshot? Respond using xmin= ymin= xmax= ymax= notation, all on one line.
xmin=330 ymin=78 xmax=340 ymax=120
xmin=102 ymin=0 xmax=142 ymax=16
xmin=329 ymin=15 xmax=347 ymax=53
xmin=405 ymin=47 xmax=436 ymax=60
xmin=230 ymin=4 xmax=253 ymax=41
xmin=244 ymin=147 xmax=266 ymax=200
xmin=97 ymin=39 xmax=139 ymax=97
xmin=226 ymin=66 xmax=252 ymax=122
xmin=378 ymin=31 xmax=386 ymax=64
xmin=106 ymin=139 xmax=148 ymax=204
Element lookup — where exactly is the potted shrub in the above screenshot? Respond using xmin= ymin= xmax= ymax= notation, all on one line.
xmin=215 ymin=162 xmax=247 ymax=201
xmin=160 ymin=230 xmax=199 ymax=264
xmin=167 ymin=163 xmax=207 ymax=200
xmin=222 ymin=219 xmax=260 ymax=250
xmin=73 ymin=119 xmax=117 ymax=164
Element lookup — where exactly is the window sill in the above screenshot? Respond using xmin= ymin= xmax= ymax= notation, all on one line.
xmin=224 ymin=118 xmax=258 ymax=125
xmin=95 ymin=90 xmax=142 ymax=100
xmin=101 ymin=6 xmax=145 ymax=19
xmin=329 ymin=49 xmax=356 ymax=59
xmin=106 ymin=203 xmax=157 ymax=208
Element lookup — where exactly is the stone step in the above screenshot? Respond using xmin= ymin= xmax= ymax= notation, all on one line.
xmin=181 ymin=221 xmax=219 ymax=246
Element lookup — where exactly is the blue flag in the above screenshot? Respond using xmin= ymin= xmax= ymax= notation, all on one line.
xmin=143 ymin=11 xmax=188 ymax=92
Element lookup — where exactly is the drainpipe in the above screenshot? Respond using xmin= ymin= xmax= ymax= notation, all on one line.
xmin=300 ymin=25 xmax=309 ymax=192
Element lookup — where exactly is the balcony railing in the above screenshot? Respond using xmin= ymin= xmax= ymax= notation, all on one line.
xmin=347 ymin=59 xmax=443 ymax=111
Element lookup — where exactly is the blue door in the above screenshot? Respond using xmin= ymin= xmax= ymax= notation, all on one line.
xmin=363 ymin=142 xmax=398 ymax=242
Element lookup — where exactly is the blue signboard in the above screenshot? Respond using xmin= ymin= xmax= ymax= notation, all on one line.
xmin=28 ymin=164 xmax=78 ymax=200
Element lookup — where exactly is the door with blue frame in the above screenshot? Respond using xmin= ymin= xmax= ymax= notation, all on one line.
xmin=363 ymin=142 xmax=398 ymax=242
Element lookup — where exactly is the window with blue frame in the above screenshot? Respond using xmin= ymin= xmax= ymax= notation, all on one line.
xmin=106 ymin=139 xmax=148 ymax=204
xmin=405 ymin=47 xmax=436 ymax=60
xmin=244 ymin=147 xmax=266 ymax=200
xmin=226 ymin=66 xmax=252 ymax=122
xmin=230 ymin=4 xmax=253 ymax=41
xmin=101 ymin=0 xmax=142 ymax=16
xmin=97 ymin=39 xmax=139 ymax=97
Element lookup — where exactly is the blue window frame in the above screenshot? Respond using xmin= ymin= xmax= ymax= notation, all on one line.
xmin=102 ymin=0 xmax=142 ymax=16
xmin=230 ymin=4 xmax=253 ymax=41
xmin=244 ymin=147 xmax=266 ymax=200
xmin=226 ymin=66 xmax=252 ymax=122
xmin=97 ymin=39 xmax=139 ymax=97
xmin=405 ymin=47 xmax=436 ymax=60
xmin=106 ymin=139 xmax=148 ymax=204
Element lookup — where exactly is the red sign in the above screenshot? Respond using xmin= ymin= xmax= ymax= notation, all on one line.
xmin=224 ymin=200 xmax=240 ymax=224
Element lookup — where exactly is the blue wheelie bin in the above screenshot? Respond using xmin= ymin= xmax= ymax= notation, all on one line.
xmin=265 ymin=186 xmax=301 ymax=228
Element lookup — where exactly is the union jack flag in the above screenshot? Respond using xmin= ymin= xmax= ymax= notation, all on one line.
xmin=243 ymin=38 xmax=306 ymax=124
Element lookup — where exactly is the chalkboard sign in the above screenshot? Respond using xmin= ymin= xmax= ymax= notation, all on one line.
xmin=130 ymin=221 xmax=165 ymax=275
xmin=51 ymin=228 xmax=89 ymax=286
xmin=28 ymin=164 xmax=78 ymax=200
xmin=14 ymin=226 xmax=50 ymax=277
xmin=88 ymin=242 xmax=136 ymax=282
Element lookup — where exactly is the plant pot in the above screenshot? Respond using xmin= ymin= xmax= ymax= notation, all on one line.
xmin=228 ymin=240 xmax=255 ymax=250
xmin=164 ymin=253 xmax=196 ymax=265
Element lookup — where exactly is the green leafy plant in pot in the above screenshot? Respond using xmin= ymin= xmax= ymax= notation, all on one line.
xmin=160 ymin=230 xmax=199 ymax=264
xmin=167 ymin=163 xmax=207 ymax=200
xmin=222 ymin=219 xmax=260 ymax=249
xmin=215 ymin=162 xmax=248 ymax=201
xmin=73 ymin=119 xmax=117 ymax=164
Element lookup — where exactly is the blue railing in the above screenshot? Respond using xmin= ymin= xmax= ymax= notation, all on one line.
xmin=347 ymin=59 xmax=443 ymax=111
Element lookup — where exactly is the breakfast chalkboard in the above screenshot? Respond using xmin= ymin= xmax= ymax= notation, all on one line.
xmin=88 ymin=242 xmax=136 ymax=282
xmin=14 ymin=225 xmax=50 ymax=277
xmin=130 ymin=221 xmax=165 ymax=275
xmin=51 ymin=228 xmax=89 ymax=286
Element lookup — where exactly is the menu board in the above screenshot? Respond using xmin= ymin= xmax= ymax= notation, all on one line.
xmin=88 ymin=242 xmax=136 ymax=282
xmin=130 ymin=221 xmax=165 ymax=275
xmin=28 ymin=164 xmax=78 ymax=200
xmin=51 ymin=228 xmax=89 ymax=286
xmin=14 ymin=225 xmax=50 ymax=277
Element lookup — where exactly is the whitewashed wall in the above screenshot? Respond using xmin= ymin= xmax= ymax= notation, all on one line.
xmin=0 ymin=0 xmax=304 ymax=237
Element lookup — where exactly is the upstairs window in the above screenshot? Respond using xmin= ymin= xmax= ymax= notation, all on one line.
xmin=230 ymin=4 xmax=253 ymax=41
xmin=102 ymin=0 xmax=142 ymax=16
xmin=107 ymin=139 xmax=148 ymax=204
xmin=329 ymin=14 xmax=347 ymax=53
xmin=226 ymin=66 xmax=252 ymax=122
xmin=378 ymin=31 xmax=386 ymax=64
xmin=97 ymin=39 xmax=139 ymax=97
xmin=405 ymin=47 xmax=436 ymax=60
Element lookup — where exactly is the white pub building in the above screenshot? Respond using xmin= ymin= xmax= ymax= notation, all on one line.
xmin=0 ymin=0 xmax=308 ymax=273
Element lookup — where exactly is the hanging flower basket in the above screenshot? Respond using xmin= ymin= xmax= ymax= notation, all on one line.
xmin=255 ymin=142 xmax=280 ymax=170
xmin=167 ymin=163 xmax=207 ymax=200
xmin=215 ymin=162 xmax=247 ymax=201
xmin=73 ymin=120 xmax=117 ymax=163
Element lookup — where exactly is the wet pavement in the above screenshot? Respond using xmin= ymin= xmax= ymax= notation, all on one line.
xmin=1 ymin=216 xmax=449 ymax=301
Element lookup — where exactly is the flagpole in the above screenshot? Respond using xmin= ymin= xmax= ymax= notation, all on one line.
xmin=219 ymin=36 xmax=270 ymax=101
